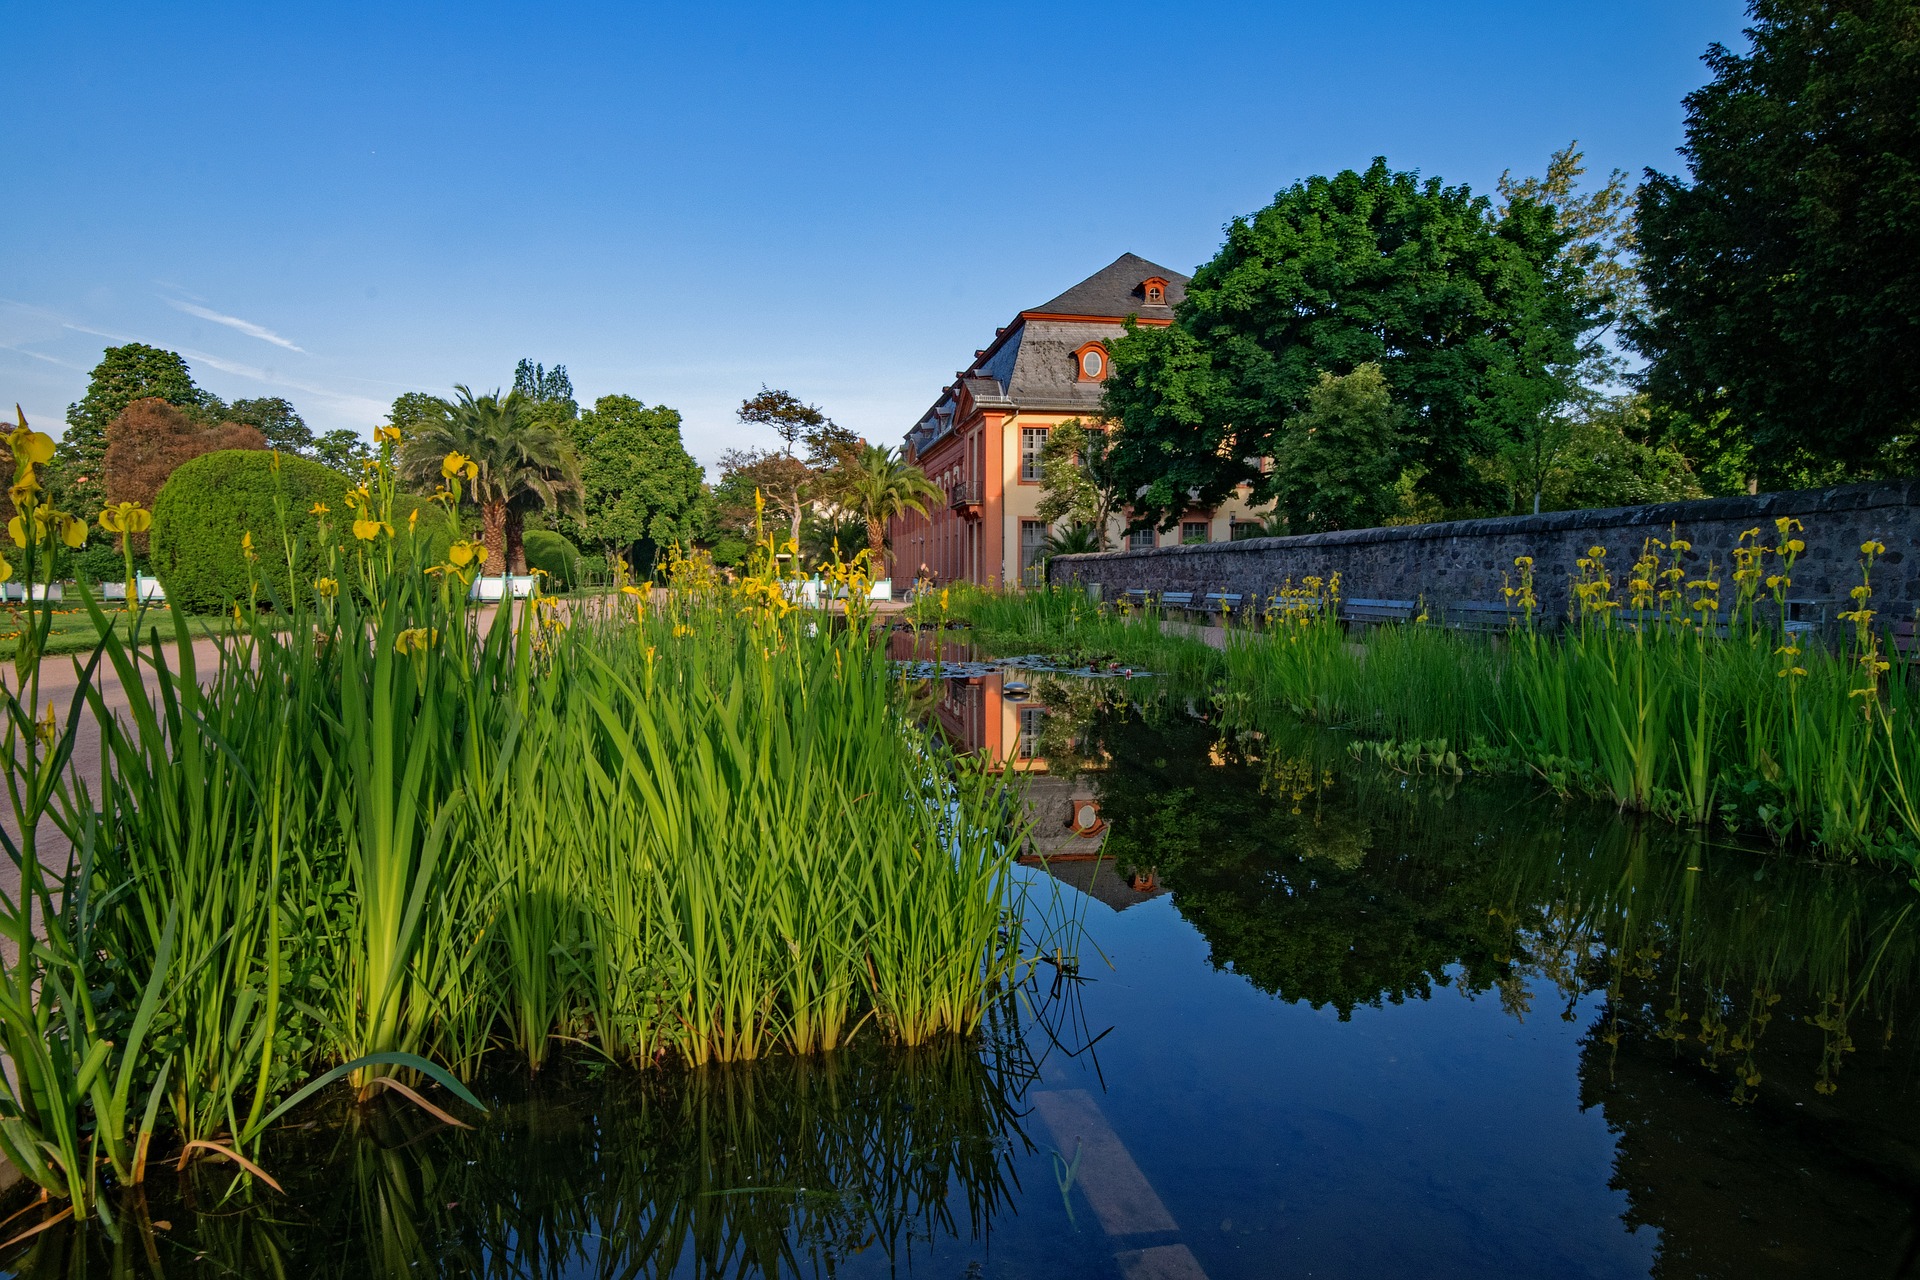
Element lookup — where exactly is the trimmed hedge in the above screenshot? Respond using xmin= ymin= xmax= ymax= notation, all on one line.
xmin=151 ymin=451 xmax=447 ymax=614
xmin=523 ymin=528 xmax=583 ymax=589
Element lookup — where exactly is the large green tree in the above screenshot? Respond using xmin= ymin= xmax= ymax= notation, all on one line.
xmin=1103 ymin=158 xmax=1595 ymax=525
xmin=569 ymin=394 xmax=706 ymax=573
xmin=1634 ymin=0 xmax=1920 ymax=484
xmin=59 ymin=344 xmax=208 ymax=509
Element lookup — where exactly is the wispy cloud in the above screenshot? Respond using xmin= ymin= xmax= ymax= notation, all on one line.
xmin=176 ymin=348 xmax=387 ymax=421
xmin=165 ymin=299 xmax=305 ymax=353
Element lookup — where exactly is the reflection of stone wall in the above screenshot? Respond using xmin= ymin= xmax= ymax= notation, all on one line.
xmin=1048 ymin=480 xmax=1920 ymax=626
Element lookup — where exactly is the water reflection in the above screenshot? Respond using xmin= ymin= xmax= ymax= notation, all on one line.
xmin=1047 ymin=690 xmax=1920 ymax=1277
xmin=4 ymin=1034 xmax=1036 ymax=1279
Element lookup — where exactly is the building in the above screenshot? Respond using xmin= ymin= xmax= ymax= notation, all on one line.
xmin=890 ymin=252 xmax=1269 ymax=586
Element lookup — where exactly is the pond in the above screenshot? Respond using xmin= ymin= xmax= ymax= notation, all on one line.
xmin=7 ymin=657 xmax=1916 ymax=1278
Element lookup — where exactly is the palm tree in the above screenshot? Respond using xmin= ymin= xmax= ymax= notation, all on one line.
xmin=400 ymin=387 xmax=583 ymax=574
xmin=830 ymin=444 xmax=942 ymax=576
xmin=1042 ymin=522 xmax=1102 ymax=561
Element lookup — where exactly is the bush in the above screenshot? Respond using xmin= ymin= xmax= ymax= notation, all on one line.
xmin=151 ymin=451 xmax=448 ymax=613
xmin=71 ymin=541 xmax=148 ymax=586
xmin=523 ymin=528 xmax=582 ymax=589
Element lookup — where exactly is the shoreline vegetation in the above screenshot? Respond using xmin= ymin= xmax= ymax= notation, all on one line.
xmin=935 ymin=523 xmax=1920 ymax=875
xmin=0 ymin=420 xmax=1037 ymax=1244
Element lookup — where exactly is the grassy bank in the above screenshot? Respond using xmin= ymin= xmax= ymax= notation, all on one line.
xmin=0 ymin=432 xmax=1033 ymax=1229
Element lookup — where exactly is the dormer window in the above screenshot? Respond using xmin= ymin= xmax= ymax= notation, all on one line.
xmin=1074 ymin=342 xmax=1108 ymax=381
xmin=1141 ymin=276 xmax=1169 ymax=305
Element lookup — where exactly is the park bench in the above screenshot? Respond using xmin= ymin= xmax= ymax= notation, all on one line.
xmin=1123 ymin=588 xmax=1152 ymax=608
xmin=1340 ymin=597 xmax=1417 ymax=626
xmin=1889 ymin=618 xmax=1919 ymax=658
xmin=1202 ymin=592 xmax=1244 ymax=615
xmin=1159 ymin=591 xmax=1196 ymax=615
xmin=1443 ymin=600 xmax=1520 ymax=632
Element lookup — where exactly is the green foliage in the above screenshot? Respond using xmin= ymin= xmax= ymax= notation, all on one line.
xmin=522 ymin=527 xmax=582 ymax=588
xmin=149 ymin=451 xmax=438 ymax=613
xmin=569 ymin=394 xmax=706 ymax=568
xmin=1269 ymin=364 xmax=1410 ymax=532
xmin=227 ymin=396 xmax=313 ymax=455
xmin=1479 ymin=394 xmax=1706 ymax=514
xmin=1035 ymin=420 xmax=1121 ymax=546
xmin=1634 ymin=0 xmax=1920 ymax=483
xmin=387 ymin=391 xmax=449 ymax=437
xmin=57 ymin=344 xmax=207 ymax=510
xmin=1103 ymin=158 xmax=1597 ymax=524
xmin=400 ymin=387 xmax=583 ymax=573
xmin=512 ymin=359 xmax=575 ymax=407
xmin=312 ymin=427 xmax=372 ymax=474
xmin=826 ymin=443 xmax=942 ymax=568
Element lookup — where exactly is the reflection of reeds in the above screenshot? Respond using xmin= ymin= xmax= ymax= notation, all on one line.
xmin=17 ymin=1035 xmax=1037 ymax=1279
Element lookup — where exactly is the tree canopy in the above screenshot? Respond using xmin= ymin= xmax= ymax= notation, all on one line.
xmin=569 ymin=394 xmax=707 ymax=571
xmin=1633 ymin=0 xmax=1920 ymax=485
xmin=1268 ymin=364 xmax=1411 ymax=533
xmin=59 ymin=344 xmax=210 ymax=509
xmin=1102 ymin=158 xmax=1597 ymax=526
xmin=1035 ymin=420 xmax=1124 ymax=547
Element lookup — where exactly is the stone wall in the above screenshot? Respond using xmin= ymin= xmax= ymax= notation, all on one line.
xmin=1047 ymin=480 xmax=1920 ymax=628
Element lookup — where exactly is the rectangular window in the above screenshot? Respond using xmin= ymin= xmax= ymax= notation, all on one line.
xmin=1230 ymin=520 xmax=1264 ymax=541
xmin=1181 ymin=520 xmax=1210 ymax=545
xmin=1018 ymin=706 xmax=1046 ymax=760
xmin=1020 ymin=427 xmax=1049 ymax=482
xmin=1020 ymin=519 xmax=1048 ymax=585
xmin=1127 ymin=527 xmax=1156 ymax=551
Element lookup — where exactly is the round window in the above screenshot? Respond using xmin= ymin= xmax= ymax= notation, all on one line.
xmin=1081 ymin=349 xmax=1105 ymax=379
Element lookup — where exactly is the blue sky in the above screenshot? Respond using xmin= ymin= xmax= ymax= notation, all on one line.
xmin=3 ymin=2 xmax=1750 ymax=473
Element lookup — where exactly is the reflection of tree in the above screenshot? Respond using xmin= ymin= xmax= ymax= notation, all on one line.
xmin=1088 ymin=705 xmax=1515 ymax=1018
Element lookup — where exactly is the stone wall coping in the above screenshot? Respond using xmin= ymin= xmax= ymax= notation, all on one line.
xmin=1050 ymin=479 xmax=1920 ymax=569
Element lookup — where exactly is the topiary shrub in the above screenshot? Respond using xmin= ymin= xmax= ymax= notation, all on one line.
xmin=150 ymin=451 xmax=450 ymax=613
xmin=522 ymin=528 xmax=582 ymax=589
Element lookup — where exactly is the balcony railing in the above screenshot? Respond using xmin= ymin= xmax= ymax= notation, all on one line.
xmin=949 ymin=480 xmax=985 ymax=512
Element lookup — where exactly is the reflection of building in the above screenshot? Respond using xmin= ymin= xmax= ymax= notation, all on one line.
xmin=890 ymin=253 xmax=1269 ymax=586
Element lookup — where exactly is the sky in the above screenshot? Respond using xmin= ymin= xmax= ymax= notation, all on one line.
xmin=3 ymin=1 xmax=1753 ymax=475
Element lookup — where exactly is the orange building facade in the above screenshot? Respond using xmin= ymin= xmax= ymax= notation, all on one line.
xmin=889 ymin=252 xmax=1268 ymax=586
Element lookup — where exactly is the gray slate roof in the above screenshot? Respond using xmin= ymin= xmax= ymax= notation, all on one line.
xmin=1030 ymin=252 xmax=1188 ymax=317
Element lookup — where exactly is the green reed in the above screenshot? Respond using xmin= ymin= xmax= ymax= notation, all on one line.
xmin=0 ymin=437 xmax=1036 ymax=1232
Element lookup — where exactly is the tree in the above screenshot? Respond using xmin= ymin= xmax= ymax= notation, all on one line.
xmin=569 ymin=394 xmax=707 ymax=573
xmin=1041 ymin=523 xmax=1102 ymax=563
xmin=58 ymin=344 xmax=208 ymax=511
xmin=103 ymin=399 xmax=267 ymax=531
xmin=1633 ymin=0 xmax=1920 ymax=484
xmin=1267 ymin=365 xmax=1411 ymax=533
xmin=1499 ymin=142 xmax=1645 ymax=387
xmin=1477 ymin=394 xmax=1704 ymax=513
xmin=512 ymin=359 xmax=574 ymax=407
xmin=1036 ymin=420 xmax=1125 ymax=549
xmin=1102 ymin=158 xmax=1595 ymax=525
xmin=735 ymin=386 xmax=854 ymax=466
xmin=715 ymin=448 xmax=812 ymax=551
xmin=388 ymin=392 xmax=449 ymax=438
xmin=226 ymin=396 xmax=313 ymax=455
xmin=313 ymin=429 xmax=372 ymax=474
xmin=825 ymin=443 xmax=942 ymax=573
xmin=400 ymin=387 xmax=583 ymax=573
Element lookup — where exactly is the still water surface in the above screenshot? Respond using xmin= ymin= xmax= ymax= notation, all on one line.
xmin=8 ymin=671 xmax=1917 ymax=1278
